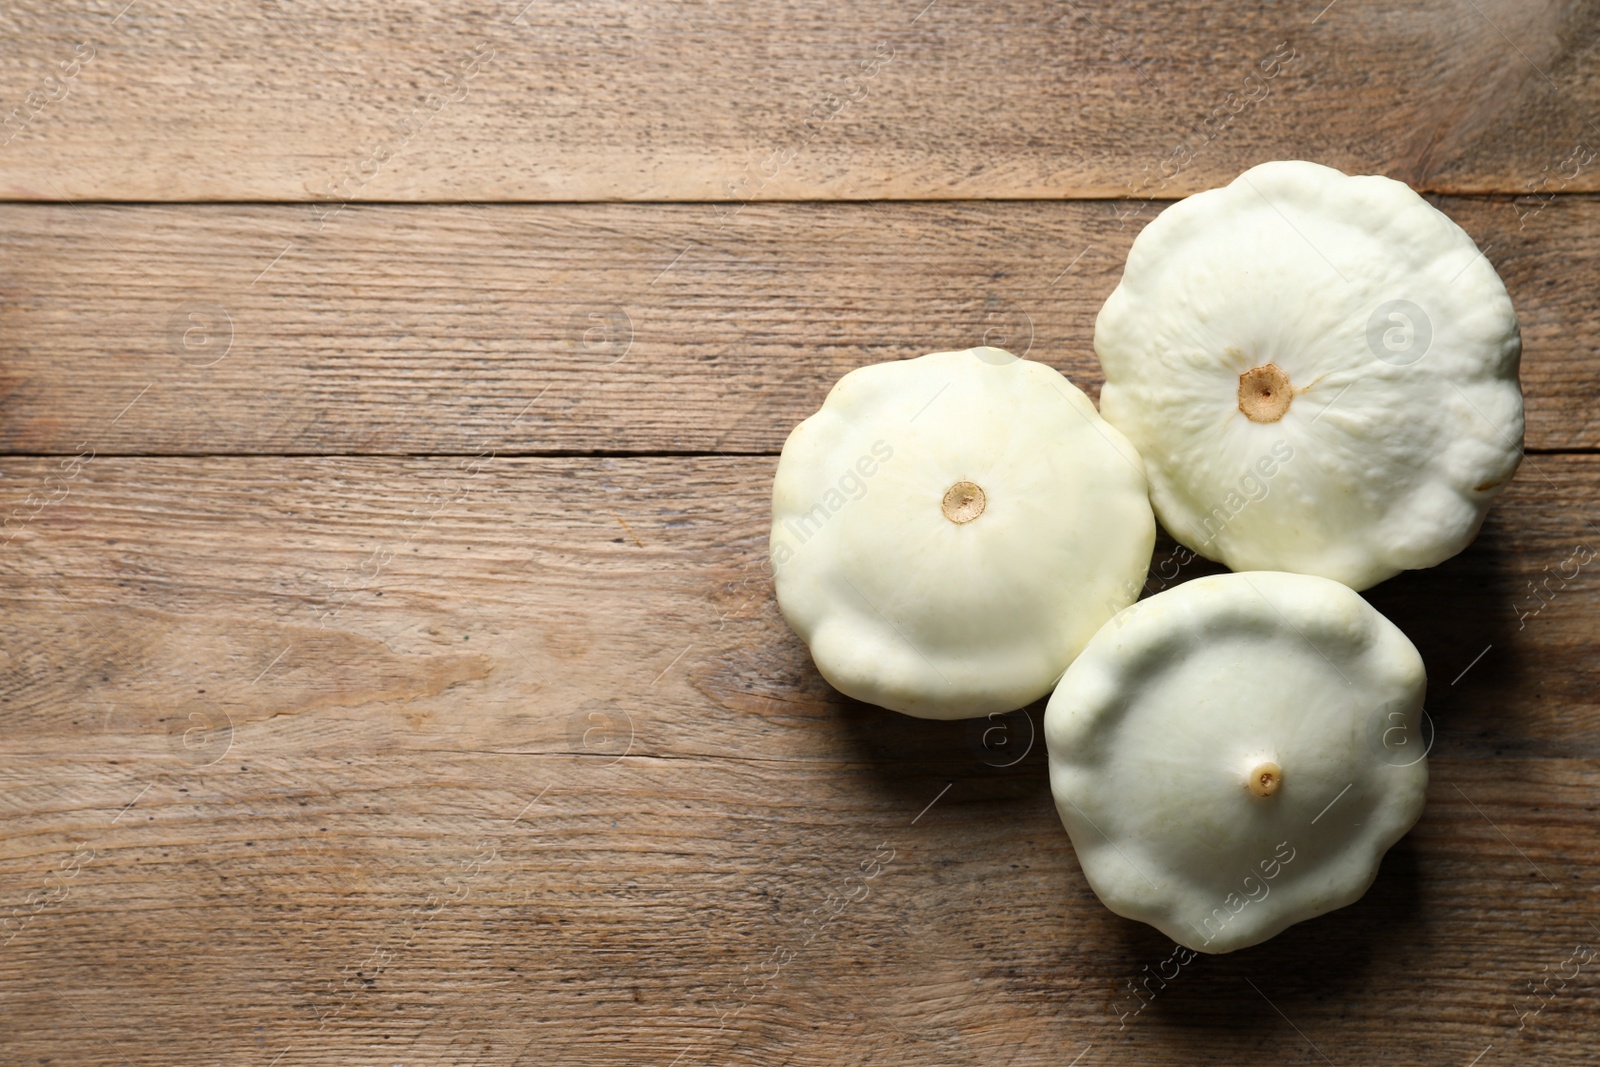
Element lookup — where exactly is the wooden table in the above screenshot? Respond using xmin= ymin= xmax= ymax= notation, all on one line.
xmin=3 ymin=2 xmax=1597 ymax=1063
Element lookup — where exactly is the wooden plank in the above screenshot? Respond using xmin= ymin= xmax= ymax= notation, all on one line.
xmin=0 ymin=1 xmax=1597 ymax=201
xmin=2 ymin=456 xmax=1598 ymax=1063
xmin=0 ymin=754 xmax=1594 ymax=1065
xmin=1 ymin=195 xmax=1595 ymax=455
xmin=1 ymin=455 xmax=1596 ymax=767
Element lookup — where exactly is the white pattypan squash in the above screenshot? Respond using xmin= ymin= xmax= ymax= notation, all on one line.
xmin=771 ymin=347 xmax=1156 ymax=719
xmin=1096 ymin=160 xmax=1523 ymax=591
xmin=1045 ymin=571 xmax=1429 ymax=953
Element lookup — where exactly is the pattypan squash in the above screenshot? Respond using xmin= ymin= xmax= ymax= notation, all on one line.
xmin=1096 ymin=160 xmax=1523 ymax=591
xmin=771 ymin=347 xmax=1156 ymax=719
xmin=1045 ymin=570 xmax=1429 ymax=952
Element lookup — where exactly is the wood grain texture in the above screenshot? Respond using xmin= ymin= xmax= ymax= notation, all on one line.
xmin=4 ymin=0 xmax=1600 ymax=1062
xmin=0 ymin=755 xmax=1596 ymax=1066
xmin=2 ymin=454 xmax=1598 ymax=1064
xmin=0 ymin=1 xmax=1598 ymax=201
xmin=1 ymin=454 xmax=1597 ymax=763
xmin=2 ymin=194 xmax=1597 ymax=456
